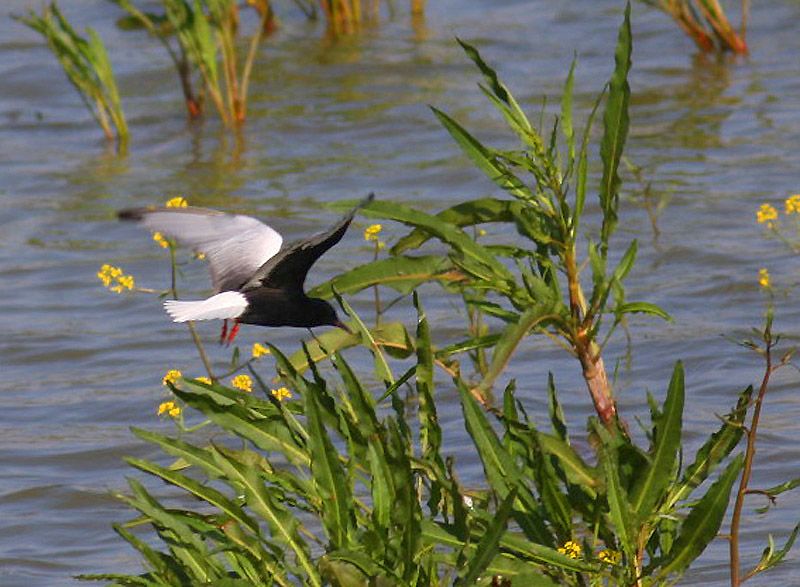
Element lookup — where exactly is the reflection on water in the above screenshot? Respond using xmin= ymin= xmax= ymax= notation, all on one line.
xmin=2 ymin=1 xmax=800 ymax=585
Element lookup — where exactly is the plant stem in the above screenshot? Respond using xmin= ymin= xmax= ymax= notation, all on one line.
xmin=729 ymin=320 xmax=774 ymax=586
xmin=565 ymin=248 xmax=616 ymax=425
xmin=169 ymin=245 xmax=215 ymax=380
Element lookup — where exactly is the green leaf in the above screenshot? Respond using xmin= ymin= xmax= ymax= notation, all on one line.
xmin=752 ymin=522 xmax=800 ymax=574
xmin=535 ymin=432 xmax=599 ymax=498
xmin=476 ymin=302 xmax=563 ymax=398
xmin=121 ymin=477 xmax=221 ymax=581
xmin=124 ymin=457 xmax=261 ymax=536
xmin=287 ymin=321 xmax=414 ymax=373
xmin=210 ymin=447 xmax=319 ymax=585
xmin=630 ymin=362 xmax=684 ymax=517
xmin=305 ymin=387 xmax=356 ymax=548
xmin=456 ymin=38 xmax=532 ymax=136
xmin=335 ymin=293 xmax=395 ymax=386
xmin=655 ymin=453 xmax=744 ymax=580
xmin=616 ymin=301 xmax=671 ymax=321
xmin=456 ymin=379 xmax=552 ymax=544
xmin=561 ymin=56 xmax=577 ymax=169
xmin=666 ymin=385 xmax=751 ymax=508
xmin=361 ymin=198 xmax=515 ymax=286
xmin=547 ymin=372 xmax=568 ymax=442
xmin=457 ymin=488 xmax=518 ymax=585
xmin=392 ymin=198 xmax=521 ymax=254
xmin=573 ymin=91 xmax=603 ymax=233
xmin=431 ymin=106 xmax=533 ymax=202
xmin=598 ymin=2 xmax=632 ymax=253
xmin=414 ymin=292 xmax=446 ymax=483
xmin=308 ymin=255 xmax=456 ymax=298
xmin=599 ymin=434 xmax=635 ymax=563
xmin=422 ymin=520 xmax=595 ymax=574
xmin=172 ymin=388 xmax=309 ymax=467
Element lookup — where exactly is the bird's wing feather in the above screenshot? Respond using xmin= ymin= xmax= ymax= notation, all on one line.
xmin=243 ymin=193 xmax=374 ymax=293
xmin=119 ymin=206 xmax=283 ymax=292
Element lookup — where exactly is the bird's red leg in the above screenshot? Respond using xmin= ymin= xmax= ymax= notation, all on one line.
xmin=219 ymin=319 xmax=228 ymax=345
xmin=225 ymin=320 xmax=241 ymax=346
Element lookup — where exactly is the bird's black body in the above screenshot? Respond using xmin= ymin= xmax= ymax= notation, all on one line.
xmin=119 ymin=193 xmax=374 ymax=335
xmin=239 ymin=289 xmax=337 ymax=328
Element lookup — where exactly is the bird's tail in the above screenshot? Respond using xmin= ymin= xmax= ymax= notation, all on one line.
xmin=164 ymin=291 xmax=248 ymax=322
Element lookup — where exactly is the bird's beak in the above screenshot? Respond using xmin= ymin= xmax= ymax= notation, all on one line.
xmin=333 ymin=319 xmax=353 ymax=335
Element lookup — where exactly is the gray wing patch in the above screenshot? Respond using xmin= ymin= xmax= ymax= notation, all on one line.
xmin=120 ymin=206 xmax=283 ymax=292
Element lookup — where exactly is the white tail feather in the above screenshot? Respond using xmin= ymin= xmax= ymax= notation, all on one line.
xmin=164 ymin=291 xmax=248 ymax=322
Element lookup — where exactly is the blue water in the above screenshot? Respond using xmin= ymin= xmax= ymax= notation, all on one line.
xmin=1 ymin=1 xmax=800 ymax=584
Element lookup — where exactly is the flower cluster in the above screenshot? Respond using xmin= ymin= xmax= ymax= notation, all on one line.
xmin=165 ymin=196 xmax=188 ymax=208
xmin=231 ymin=374 xmax=253 ymax=393
xmin=162 ymin=369 xmax=182 ymax=386
xmin=271 ymin=386 xmax=292 ymax=401
xmin=758 ymin=268 xmax=770 ymax=289
xmin=157 ymin=401 xmax=181 ymax=418
xmin=785 ymin=194 xmax=800 ymax=214
xmin=756 ymin=203 xmax=778 ymax=225
xmin=195 ymin=376 xmax=211 ymax=384
xmin=252 ymin=342 xmax=270 ymax=358
xmin=97 ymin=264 xmax=135 ymax=293
xmin=598 ymin=548 xmax=621 ymax=565
xmin=152 ymin=231 xmax=170 ymax=249
xmin=364 ymin=223 xmax=386 ymax=250
xmin=557 ymin=540 xmax=582 ymax=560
xmin=364 ymin=223 xmax=382 ymax=241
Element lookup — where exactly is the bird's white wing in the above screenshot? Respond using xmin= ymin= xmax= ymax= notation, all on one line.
xmin=120 ymin=207 xmax=283 ymax=292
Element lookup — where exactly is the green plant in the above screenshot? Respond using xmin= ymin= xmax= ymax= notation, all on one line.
xmin=311 ymin=4 xmax=669 ymax=428
xmin=83 ymin=7 xmax=784 ymax=586
xmin=113 ymin=0 xmax=268 ymax=125
xmin=639 ymin=0 xmax=749 ymax=54
xmin=17 ymin=2 xmax=129 ymax=150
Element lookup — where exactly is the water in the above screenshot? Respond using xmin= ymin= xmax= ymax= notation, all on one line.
xmin=2 ymin=1 xmax=800 ymax=584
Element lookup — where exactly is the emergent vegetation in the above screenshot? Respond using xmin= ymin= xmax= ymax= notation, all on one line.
xmin=80 ymin=4 xmax=800 ymax=585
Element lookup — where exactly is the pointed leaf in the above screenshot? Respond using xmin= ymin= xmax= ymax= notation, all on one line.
xmin=599 ymin=2 xmax=632 ymax=252
xmin=656 ymin=453 xmax=744 ymax=579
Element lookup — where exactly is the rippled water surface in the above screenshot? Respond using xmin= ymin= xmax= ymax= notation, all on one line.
xmin=2 ymin=1 xmax=800 ymax=584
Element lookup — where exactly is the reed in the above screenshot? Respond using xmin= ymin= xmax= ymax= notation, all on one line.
xmin=113 ymin=0 xmax=268 ymax=126
xmin=640 ymin=0 xmax=749 ymax=54
xmin=17 ymin=3 xmax=129 ymax=151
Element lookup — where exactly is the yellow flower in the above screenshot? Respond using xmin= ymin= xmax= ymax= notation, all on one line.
xmin=271 ymin=386 xmax=293 ymax=401
xmin=231 ymin=374 xmax=253 ymax=393
xmin=756 ymin=203 xmax=778 ymax=224
xmin=152 ymin=231 xmax=170 ymax=249
xmin=97 ymin=264 xmax=135 ymax=293
xmin=759 ymin=268 xmax=770 ymax=289
xmin=157 ymin=401 xmax=181 ymax=418
xmin=785 ymin=195 xmax=800 ymax=215
xmin=194 ymin=251 xmax=206 ymax=260
xmin=162 ymin=369 xmax=182 ymax=386
xmin=557 ymin=540 xmax=582 ymax=560
xmin=364 ymin=224 xmax=382 ymax=242
xmin=598 ymin=549 xmax=621 ymax=565
xmin=165 ymin=196 xmax=188 ymax=208
xmin=477 ymin=228 xmax=487 ymax=237
xmin=252 ymin=342 xmax=270 ymax=358
xmin=195 ymin=376 xmax=212 ymax=384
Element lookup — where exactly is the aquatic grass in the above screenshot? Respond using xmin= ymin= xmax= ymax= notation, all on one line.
xmin=639 ymin=0 xmax=749 ymax=54
xmin=113 ymin=0 xmax=268 ymax=125
xmin=16 ymin=3 xmax=129 ymax=150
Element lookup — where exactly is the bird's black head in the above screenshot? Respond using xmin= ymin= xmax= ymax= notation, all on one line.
xmin=309 ymin=298 xmax=351 ymax=333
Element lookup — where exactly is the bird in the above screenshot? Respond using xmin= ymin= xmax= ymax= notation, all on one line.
xmin=118 ymin=193 xmax=373 ymax=344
